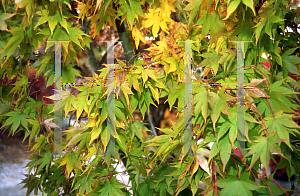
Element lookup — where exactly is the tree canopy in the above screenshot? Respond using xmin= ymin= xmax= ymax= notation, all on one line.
xmin=0 ymin=0 xmax=300 ymax=195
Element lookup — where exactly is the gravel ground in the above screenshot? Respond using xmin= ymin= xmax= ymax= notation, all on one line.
xmin=0 ymin=159 xmax=40 ymax=196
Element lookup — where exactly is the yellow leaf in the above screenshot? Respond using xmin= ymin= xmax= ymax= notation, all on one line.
xmin=132 ymin=26 xmax=146 ymax=49
xmin=132 ymin=75 xmax=141 ymax=93
xmin=15 ymin=0 xmax=28 ymax=8
xmin=162 ymin=57 xmax=178 ymax=73
xmin=84 ymin=119 xmax=96 ymax=128
xmin=161 ymin=0 xmax=176 ymax=14
xmin=152 ymin=20 xmax=160 ymax=37
xmin=149 ymin=85 xmax=159 ymax=103
xmin=248 ymin=78 xmax=267 ymax=87
xmin=144 ymin=17 xmax=155 ymax=28
xmin=160 ymin=20 xmax=168 ymax=32
xmin=90 ymin=126 xmax=100 ymax=145
xmin=144 ymin=9 xmax=157 ymax=27
xmin=114 ymin=129 xmax=122 ymax=144
xmin=144 ymin=9 xmax=161 ymax=36
xmin=94 ymin=0 xmax=103 ymax=14
xmin=84 ymin=146 xmax=97 ymax=160
xmin=145 ymin=39 xmax=169 ymax=57
xmin=120 ymin=81 xmax=133 ymax=107
xmin=191 ymin=161 xmax=199 ymax=179
xmin=146 ymin=69 xmax=158 ymax=82
xmin=102 ymin=131 xmax=108 ymax=150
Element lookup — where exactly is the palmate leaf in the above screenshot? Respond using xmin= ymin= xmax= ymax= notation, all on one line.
xmin=132 ymin=26 xmax=146 ymax=49
xmin=246 ymin=134 xmax=284 ymax=177
xmin=257 ymin=90 xmax=295 ymax=117
xmin=218 ymin=173 xmax=261 ymax=196
xmin=75 ymin=93 xmax=90 ymax=121
xmin=62 ymin=94 xmax=77 ymax=118
xmin=120 ymin=81 xmax=133 ymax=108
xmin=143 ymin=7 xmax=173 ymax=36
xmin=167 ymin=83 xmax=185 ymax=110
xmin=133 ymin=66 xmax=158 ymax=85
xmin=0 ymin=27 xmax=25 ymax=65
xmin=3 ymin=110 xmax=28 ymax=134
xmin=97 ymin=179 xmax=127 ymax=196
xmin=127 ymin=0 xmax=143 ymax=27
xmin=161 ymin=57 xmax=178 ymax=74
xmin=62 ymin=63 xmax=81 ymax=84
xmin=58 ymin=151 xmax=81 ymax=178
xmin=183 ymin=0 xmax=202 ymax=25
xmin=35 ymin=153 xmax=52 ymax=174
xmin=196 ymin=11 xmax=227 ymax=40
xmin=117 ymin=0 xmax=143 ymax=28
xmin=264 ymin=110 xmax=300 ymax=148
xmin=194 ymin=86 xmax=211 ymax=122
xmin=209 ymin=87 xmax=233 ymax=130
xmin=282 ymin=48 xmax=300 ymax=75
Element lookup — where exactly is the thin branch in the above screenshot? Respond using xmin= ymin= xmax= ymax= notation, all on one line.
xmin=145 ymin=108 xmax=157 ymax=136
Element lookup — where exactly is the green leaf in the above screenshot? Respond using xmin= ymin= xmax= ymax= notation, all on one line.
xmin=242 ymin=0 xmax=255 ymax=15
xmin=264 ymin=110 xmax=300 ymax=148
xmin=1 ymin=27 xmax=25 ymax=60
xmin=247 ymin=134 xmax=283 ymax=176
xmin=36 ymin=153 xmax=52 ymax=174
xmin=209 ymin=88 xmax=232 ymax=130
xmin=3 ymin=110 xmax=28 ymax=134
xmin=139 ymin=182 xmax=151 ymax=196
xmin=68 ymin=27 xmax=86 ymax=36
xmin=115 ymin=106 xmax=127 ymax=125
xmin=167 ymin=83 xmax=185 ymax=110
xmin=0 ymin=99 xmax=11 ymax=114
xmin=48 ymin=17 xmax=58 ymax=36
xmin=219 ymin=134 xmax=232 ymax=172
xmin=62 ymin=64 xmax=81 ymax=84
xmin=62 ymin=94 xmax=76 ymax=118
xmin=0 ymin=13 xmax=15 ymax=31
xmin=208 ymin=141 xmax=219 ymax=163
xmin=129 ymin=120 xmax=143 ymax=140
xmin=218 ymin=173 xmax=260 ymax=196
xmin=59 ymin=151 xmax=81 ymax=177
xmin=98 ymin=179 xmax=126 ymax=196
xmin=94 ymin=12 xmax=108 ymax=38
xmin=282 ymin=51 xmax=300 ymax=75
xmin=130 ymin=0 xmax=143 ymax=16
xmin=184 ymin=0 xmax=202 ymax=25
xmin=25 ymin=0 xmax=34 ymax=21
xmin=194 ymin=87 xmax=211 ymax=122
xmin=75 ymin=94 xmax=90 ymax=121
xmin=118 ymin=3 xmax=129 ymax=16
xmin=253 ymin=19 xmax=267 ymax=43
xmin=225 ymin=0 xmax=241 ymax=20
xmin=120 ymin=81 xmax=133 ymax=107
